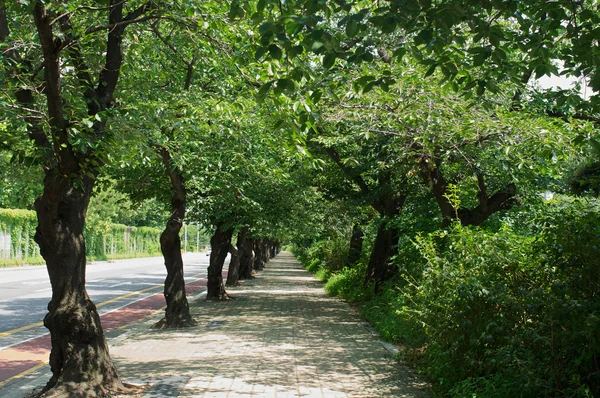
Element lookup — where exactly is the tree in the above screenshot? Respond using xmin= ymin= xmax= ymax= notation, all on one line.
xmin=0 ymin=1 xmax=161 ymax=394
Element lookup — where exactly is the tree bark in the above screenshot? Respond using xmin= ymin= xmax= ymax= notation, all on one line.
xmin=226 ymin=227 xmax=248 ymax=286
xmin=152 ymin=148 xmax=195 ymax=329
xmin=345 ymin=223 xmax=364 ymax=266
xmin=419 ymin=159 xmax=518 ymax=227
xmin=207 ymin=225 xmax=234 ymax=300
xmin=35 ymin=173 xmax=124 ymax=396
xmin=226 ymin=242 xmax=240 ymax=287
xmin=365 ymin=193 xmax=406 ymax=290
xmin=253 ymin=239 xmax=264 ymax=270
xmin=238 ymin=236 xmax=255 ymax=280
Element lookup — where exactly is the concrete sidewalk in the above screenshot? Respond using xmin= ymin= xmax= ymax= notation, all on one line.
xmin=113 ymin=251 xmax=429 ymax=397
xmin=4 ymin=252 xmax=429 ymax=397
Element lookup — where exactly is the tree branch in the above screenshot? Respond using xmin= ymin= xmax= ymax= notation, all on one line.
xmin=324 ymin=146 xmax=372 ymax=197
xmin=84 ymin=14 xmax=162 ymax=35
xmin=33 ymin=3 xmax=65 ymax=132
xmin=153 ymin=144 xmax=186 ymax=220
xmin=58 ymin=14 xmax=98 ymax=112
xmin=547 ymin=110 xmax=600 ymax=127
xmin=95 ymin=1 xmax=161 ymax=114
xmin=32 ymin=2 xmax=81 ymax=175
xmin=150 ymin=21 xmax=190 ymax=67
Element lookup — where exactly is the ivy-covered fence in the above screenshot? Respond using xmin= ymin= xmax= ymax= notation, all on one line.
xmin=85 ymin=221 xmax=162 ymax=259
xmin=0 ymin=209 xmax=38 ymax=262
xmin=0 ymin=209 xmax=210 ymax=266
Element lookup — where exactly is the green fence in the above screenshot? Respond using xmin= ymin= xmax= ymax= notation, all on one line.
xmin=0 ymin=209 xmax=38 ymax=262
xmin=0 ymin=208 xmax=208 ymax=266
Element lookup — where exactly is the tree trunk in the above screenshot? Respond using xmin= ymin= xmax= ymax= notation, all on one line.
xmin=35 ymin=173 xmax=123 ymax=396
xmin=1 ymin=2 xmax=157 ymax=395
xmin=364 ymin=219 xmax=400 ymax=291
xmin=227 ymin=227 xmax=248 ymax=286
xmin=345 ymin=223 xmax=364 ymax=267
xmin=420 ymin=159 xmax=518 ymax=228
xmin=153 ymin=149 xmax=195 ymax=329
xmin=238 ymin=236 xmax=255 ymax=280
xmin=262 ymin=240 xmax=271 ymax=264
xmin=365 ymin=193 xmax=406 ymax=290
xmin=226 ymin=243 xmax=240 ymax=287
xmin=207 ymin=225 xmax=234 ymax=300
xmin=253 ymin=239 xmax=264 ymax=270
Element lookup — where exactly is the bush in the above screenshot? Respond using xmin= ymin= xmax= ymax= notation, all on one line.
xmin=404 ymin=199 xmax=600 ymax=397
xmin=324 ymin=263 xmax=369 ymax=302
xmin=315 ymin=268 xmax=331 ymax=281
xmin=294 ymin=234 xmax=350 ymax=275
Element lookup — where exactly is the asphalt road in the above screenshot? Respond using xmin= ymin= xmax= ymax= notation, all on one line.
xmin=0 ymin=252 xmax=213 ymax=351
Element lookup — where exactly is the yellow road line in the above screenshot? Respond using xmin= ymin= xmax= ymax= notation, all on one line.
xmin=0 ymin=361 xmax=47 ymax=388
xmin=0 ymin=322 xmax=43 ymax=339
xmin=96 ymin=284 xmax=162 ymax=309
xmin=0 ymin=272 xmax=205 ymax=339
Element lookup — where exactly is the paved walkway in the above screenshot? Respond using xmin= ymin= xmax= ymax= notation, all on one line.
xmin=114 ymin=252 xmax=428 ymax=397
xmin=4 ymin=252 xmax=429 ymax=397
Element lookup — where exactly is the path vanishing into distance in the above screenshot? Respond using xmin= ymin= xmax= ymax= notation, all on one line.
xmin=0 ymin=252 xmax=429 ymax=397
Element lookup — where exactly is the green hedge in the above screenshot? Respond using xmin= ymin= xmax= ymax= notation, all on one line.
xmin=0 ymin=208 xmax=208 ymax=266
xmin=0 ymin=209 xmax=38 ymax=262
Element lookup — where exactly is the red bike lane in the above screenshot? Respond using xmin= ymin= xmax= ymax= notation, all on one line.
xmin=0 ymin=276 xmax=211 ymax=386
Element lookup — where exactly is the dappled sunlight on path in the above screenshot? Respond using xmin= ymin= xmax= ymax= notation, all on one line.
xmin=111 ymin=252 xmax=429 ymax=397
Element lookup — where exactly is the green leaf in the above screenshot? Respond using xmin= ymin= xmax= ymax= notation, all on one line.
xmin=535 ymin=64 xmax=548 ymax=79
xmin=257 ymin=81 xmax=273 ymax=102
xmin=259 ymin=21 xmax=275 ymax=36
xmin=323 ymin=53 xmax=336 ymax=69
xmin=346 ymin=20 xmax=359 ymax=37
xmin=473 ymin=51 xmax=489 ymax=67
xmin=590 ymin=139 xmax=600 ymax=156
xmin=476 ymin=80 xmax=486 ymax=96
xmin=311 ymin=90 xmax=322 ymax=103
xmin=424 ymin=63 xmax=437 ymax=77
xmin=255 ymin=46 xmax=267 ymax=61
xmin=363 ymin=81 xmax=376 ymax=93
xmin=380 ymin=16 xmax=397 ymax=34
xmin=311 ymin=41 xmax=324 ymax=52
xmin=269 ymin=44 xmax=282 ymax=60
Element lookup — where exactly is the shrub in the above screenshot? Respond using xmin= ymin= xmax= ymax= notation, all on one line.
xmin=324 ymin=263 xmax=369 ymax=302
xmin=405 ymin=199 xmax=600 ymax=396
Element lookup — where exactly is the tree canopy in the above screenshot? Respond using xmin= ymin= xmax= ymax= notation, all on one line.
xmin=0 ymin=0 xmax=599 ymax=396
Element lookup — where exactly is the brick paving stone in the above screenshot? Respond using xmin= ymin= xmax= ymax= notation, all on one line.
xmin=107 ymin=251 xmax=430 ymax=397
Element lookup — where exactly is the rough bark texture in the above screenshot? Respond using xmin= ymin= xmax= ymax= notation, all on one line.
xmin=345 ymin=223 xmax=364 ymax=267
xmin=226 ymin=227 xmax=248 ymax=286
xmin=253 ymin=239 xmax=265 ymax=271
xmin=226 ymin=243 xmax=240 ymax=287
xmin=238 ymin=236 xmax=255 ymax=280
xmin=419 ymin=159 xmax=518 ymax=227
xmin=365 ymin=193 xmax=405 ymax=290
xmin=35 ymin=174 xmax=125 ymax=397
xmin=207 ymin=225 xmax=234 ymax=300
xmin=251 ymin=239 xmax=276 ymax=272
xmin=152 ymin=148 xmax=195 ymax=329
